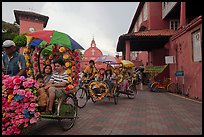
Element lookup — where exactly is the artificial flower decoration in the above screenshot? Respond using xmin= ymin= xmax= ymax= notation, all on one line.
xmin=26 ymin=62 xmax=31 ymax=67
xmin=67 ymin=76 xmax=73 ymax=82
xmin=59 ymin=47 xmax=65 ymax=52
xmin=49 ymin=54 xmax=53 ymax=60
xmin=45 ymin=60 xmax=50 ymax=65
xmin=23 ymin=48 xmax=29 ymax=54
xmin=24 ymin=55 xmax=30 ymax=61
xmin=2 ymin=75 xmax=39 ymax=135
xmin=88 ymin=81 xmax=109 ymax=101
xmin=65 ymin=62 xmax=71 ymax=68
xmin=63 ymin=54 xmax=69 ymax=59
xmin=66 ymin=69 xmax=72 ymax=75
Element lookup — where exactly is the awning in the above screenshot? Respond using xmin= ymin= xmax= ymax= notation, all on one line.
xmin=116 ymin=29 xmax=176 ymax=52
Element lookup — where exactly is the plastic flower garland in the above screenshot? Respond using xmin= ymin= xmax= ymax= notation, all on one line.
xmin=24 ymin=47 xmax=35 ymax=79
xmin=2 ymin=75 xmax=40 ymax=135
xmin=88 ymin=81 xmax=109 ymax=101
xmin=32 ymin=44 xmax=81 ymax=91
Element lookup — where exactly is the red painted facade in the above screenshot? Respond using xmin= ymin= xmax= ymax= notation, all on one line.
xmin=117 ymin=2 xmax=202 ymax=101
xmin=19 ymin=19 xmax=44 ymax=34
xmin=81 ymin=38 xmax=104 ymax=70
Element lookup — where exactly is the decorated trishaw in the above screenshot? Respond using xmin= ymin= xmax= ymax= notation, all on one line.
xmin=75 ymin=57 xmax=137 ymax=108
xmin=145 ymin=65 xmax=177 ymax=93
xmin=111 ymin=60 xmax=137 ymax=99
xmin=2 ymin=30 xmax=84 ymax=135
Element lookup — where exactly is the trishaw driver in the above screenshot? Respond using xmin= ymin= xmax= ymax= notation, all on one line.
xmin=83 ymin=60 xmax=97 ymax=81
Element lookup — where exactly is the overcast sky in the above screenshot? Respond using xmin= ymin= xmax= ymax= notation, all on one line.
xmin=2 ymin=2 xmax=139 ymax=56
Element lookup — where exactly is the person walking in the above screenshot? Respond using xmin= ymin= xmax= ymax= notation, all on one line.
xmin=2 ymin=40 xmax=26 ymax=76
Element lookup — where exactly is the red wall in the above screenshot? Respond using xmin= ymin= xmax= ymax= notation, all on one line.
xmin=148 ymin=2 xmax=169 ymax=30
xmin=137 ymin=51 xmax=148 ymax=66
xmin=150 ymin=48 xmax=170 ymax=80
xmin=19 ymin=19 xmax=44 ymax=34
xmin=168 ymin=22 xmax=202 ymax=100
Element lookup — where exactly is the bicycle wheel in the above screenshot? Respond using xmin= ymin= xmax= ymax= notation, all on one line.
xmin=150 ymin=82 xmax=159 ymax=92
xmin=58 ymin=94 xmax=77 ymax=131
xmin=167 ymin=83 xmax=177 ymax=93
xmin=75 ymin=87 xmax=88 ymax=108
xmin=127 ymin=84 xmax=135 ymax=99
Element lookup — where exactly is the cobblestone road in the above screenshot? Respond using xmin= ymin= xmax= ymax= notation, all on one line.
xmin=25 ymin=86 xmax=202 ymax=135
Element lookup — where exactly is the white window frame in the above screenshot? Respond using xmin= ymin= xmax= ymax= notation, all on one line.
xmin=192 ymin=30 xmax=202 ymax=62
xmin=169 ymin=19 xmax=180 ymax=30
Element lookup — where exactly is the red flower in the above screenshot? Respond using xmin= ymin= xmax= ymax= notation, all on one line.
xmin=75 ymin=56 xmax=80 ymax=61
xmin=7 ymin=89 xmax=13 ymax=94
xmin=49 ymin=54 xmax=53 ymax=60
xmin=33 ymin=57 xmax=37 ymax=61
xmin=65 ymin=86 xmax=70 ymax=91
xmin=34 ymin=52 xmax=38 ymax=57
xmin=13 ymin=77 xmax=22 ymax=85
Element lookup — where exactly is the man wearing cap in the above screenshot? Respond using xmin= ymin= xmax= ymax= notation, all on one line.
xmin=2 ymin=40 xmax=26 ymax=76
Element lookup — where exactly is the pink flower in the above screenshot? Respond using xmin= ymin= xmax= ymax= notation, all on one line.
xmin=25 ymin=91 xmax=33 ymax=98
xmin=19 ymin=119 xmax=25 ymax=124
xmin=34 ymin=63 xmax=38 ymax=68
xmin=14 ymin=85 xmax=20 ymax=90
xmin=28 ymin=107 xmax=35 ymax=112
xmin=75 ymin=69 xmax=80 ymax=73
xmin=34 ymin=112 xmax=40 ymax=118
xmin=34 ymin=82 xmax=39 ymax=88
xmin=30 ymin=117 xmax=38 ymax=124
xmin=30 ymin=103 xmax=36 ymax=107
xmin=18 ymin=115 xmax=24 ymax=119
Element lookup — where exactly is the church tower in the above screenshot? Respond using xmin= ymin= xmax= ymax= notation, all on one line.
xmin=81 ymin=37 xmax=104 ymax=70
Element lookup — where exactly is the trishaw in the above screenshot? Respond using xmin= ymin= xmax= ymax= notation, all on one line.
xmin=75 ymin=79 xmax=119 ymax=108
xmin=23 ymin=30 xmax=84 ymax=131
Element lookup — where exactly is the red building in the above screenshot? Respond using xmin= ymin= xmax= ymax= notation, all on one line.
xmin=14 ymin=10 xmax=49 ymax=34
xmin=81 ymin=38 xmax=105 ymax=70
xmin=117 ymin=2 xmax=202 ymax=101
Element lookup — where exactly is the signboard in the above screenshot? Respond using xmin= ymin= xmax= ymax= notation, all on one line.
xmin=145 ymin=65 xmax=168 ymax=77
xmin=165 ymin=56 xmax=176 ymax=64
xmin=175 ymin=70 xmax=184 ymax=76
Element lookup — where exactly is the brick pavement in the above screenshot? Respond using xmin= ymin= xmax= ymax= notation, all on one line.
xmin=25 ymin=86 xmax=202 ymax=135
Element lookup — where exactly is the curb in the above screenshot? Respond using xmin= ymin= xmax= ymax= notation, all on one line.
xmin=167 ymin=92 xmax=202 ymax=104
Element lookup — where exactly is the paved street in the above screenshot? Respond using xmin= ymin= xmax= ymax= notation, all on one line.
xmin=25 ymin=86 xmax=202 ymax=135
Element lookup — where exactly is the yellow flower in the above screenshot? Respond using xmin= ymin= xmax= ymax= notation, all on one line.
xmin=63 ymin=54 xmax=69 ymax=59
xmin=66 ymin=69 xmax=72 ymax=75
xmin=2 ymin=85 xmax=6 ymax=91
xmin=8 ymin=94 xmax=14 ymax=102
xmin=26 ymin=62 xmax=31 ymax=67
xmin=65 ymin=62 xmax=71 ymax=67
xmin=27 ymin=69 xmax=33 ymax=74
xmin=59 ymin=47 xmax=65 ymax=52
xmin=23 ymin=48 xmax=29 ymax=54
xmin=24 ymin=55 xmax=30 ymax=60
xmin=67 ymin=76 xmax=73 ymax=82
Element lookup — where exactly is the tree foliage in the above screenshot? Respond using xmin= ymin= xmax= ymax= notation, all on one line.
xmin=2 ymin=21 xmax=19 ymax=44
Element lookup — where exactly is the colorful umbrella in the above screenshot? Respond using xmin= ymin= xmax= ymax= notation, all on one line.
xmin=95 ymin=55 xmax=119 ymax=64
xmin=27 ymin=30 xmax=84 ymax=50
xmin=121 ymin=60 xmax=135 ymax=67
